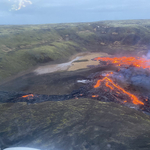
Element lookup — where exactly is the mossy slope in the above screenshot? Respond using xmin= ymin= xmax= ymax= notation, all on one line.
xmin=0 ymin=19 xmax=150 ymax=81
xmin=1 ymin=98 xmax=150 ymax=150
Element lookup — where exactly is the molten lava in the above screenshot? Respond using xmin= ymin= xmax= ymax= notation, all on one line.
xmin=94 ymin=76 xmax=144 ymax=105
xmin=93 ymin=56 xmax=150 ymax=69
xmin=22 ymin=94 xmax=34 ymax=99
xmin=92 ymin=95 xmax=99 ymax=98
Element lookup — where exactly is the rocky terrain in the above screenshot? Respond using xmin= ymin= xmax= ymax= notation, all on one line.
xmin=1 ymin=20 xmax=150 ymax=150
xmin=1 ymin=99 xmax=150 ymax=150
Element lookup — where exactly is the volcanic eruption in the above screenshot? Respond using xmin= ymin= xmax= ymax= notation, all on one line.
xmin=93 ymin=75 xmax=144 ymax=105
xmin=1 ymin=51 xmax=150 ymax=115
xmin=86 ymin=51 xmax=150 ymax=112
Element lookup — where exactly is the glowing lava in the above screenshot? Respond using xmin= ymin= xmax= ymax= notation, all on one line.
xmin=22 ymin=94 xmax=34 ymax=99
xmin=92 ymin=95 xmax=99 ymax=98
xmin=93 ymin=56 xmax=150 ymax=69
xmin=94 ymin=76 xmax=144 ymax=105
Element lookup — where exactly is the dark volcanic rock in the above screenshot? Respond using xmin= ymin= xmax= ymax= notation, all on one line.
xmin=0 ymin=91 xmax=74 ymax=104
xmin=1 ymin=99 xmax=150 ymax=150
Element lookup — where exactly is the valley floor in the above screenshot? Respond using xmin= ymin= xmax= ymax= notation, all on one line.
xmin=34 ymin=52 xmax=109 ymax=75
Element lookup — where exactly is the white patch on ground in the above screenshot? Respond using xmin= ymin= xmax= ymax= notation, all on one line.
xmin=34 ymin=56 xmax=81 ymax=75
xmin=77 ymin=80 xmax=90 ymax=83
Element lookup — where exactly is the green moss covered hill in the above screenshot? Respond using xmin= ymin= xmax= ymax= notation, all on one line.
xmin=1 ymin=99 xmax=150 ymax=150
xmin=0 ymin=19 xmax=150 ymax=81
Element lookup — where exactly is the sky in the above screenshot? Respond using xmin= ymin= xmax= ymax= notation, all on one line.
xmin=0 ymin=0 xmax=150 ymax=25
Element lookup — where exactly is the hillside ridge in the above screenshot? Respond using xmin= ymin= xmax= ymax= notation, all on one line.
xmin=0 ymin=19 xmax=150 ymax=81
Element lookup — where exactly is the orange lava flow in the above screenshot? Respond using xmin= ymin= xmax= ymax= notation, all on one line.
xmin=92 ymin=95 xmax=99 ymax=98
xmin=93 ymin=56 xmax=150 ymax=69
xmin=94 ymin=77 xmax=144 ymax=105
xmin=22 ymin=94 xmax=34 ymax=98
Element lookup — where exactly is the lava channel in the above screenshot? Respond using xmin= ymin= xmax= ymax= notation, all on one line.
xmin=94 ymin=76 xmax=144 ymax=105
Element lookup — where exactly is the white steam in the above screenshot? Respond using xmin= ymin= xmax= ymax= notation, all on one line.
xmin=101 ymin=51 xmax=150 ymax=92
xmin=142 ymin=50 xmax=150 ymax=60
